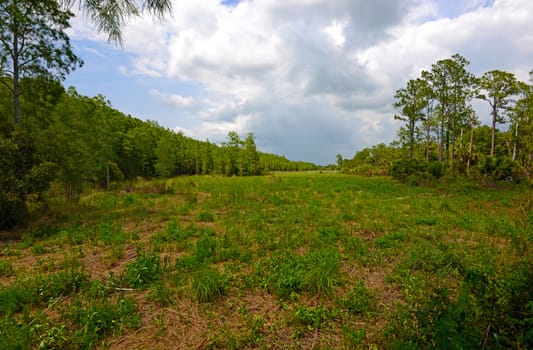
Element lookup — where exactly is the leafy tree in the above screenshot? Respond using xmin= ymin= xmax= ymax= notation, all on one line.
xmin=38 ymin=89 xmax=99 ymax=200
xmin=201 ymin=140 xmax=215 ymax=175
xmin=243 ymin=132 xmax=262 ymax=175
xmin=477 ymin=70 xmax=519 ymax=157
xmin=423 ymin=54 xmax=474 ymax=165
xmin=0 ymin=0 xmax=82 ymax=124
xmin=394 ymin=78 xmax=430 ymax=159
xmin=508 ymin=81 xmax=533 ymax=167
xmin=336 ymin=154 xmax=343 ymax=169
xmin=62 ymin=0 xmax=172 ymax=44
xmin=154 ymin=132 xmax=178 ymax=179
xmin=222 ymin=131 xmax=242 ymax=176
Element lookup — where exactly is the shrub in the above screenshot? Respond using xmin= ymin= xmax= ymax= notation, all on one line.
xmin=475 ymin=156 xmax=525 ymax=182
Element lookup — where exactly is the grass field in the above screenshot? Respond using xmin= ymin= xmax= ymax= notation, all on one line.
xmin=1 ymin=173 xmax=532 ymax=349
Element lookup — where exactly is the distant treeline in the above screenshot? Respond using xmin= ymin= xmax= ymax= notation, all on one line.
xmin=339 ymin=54 xmax=533 ymax=185
xmin=0 ymin=78 xmax=317 ymax=229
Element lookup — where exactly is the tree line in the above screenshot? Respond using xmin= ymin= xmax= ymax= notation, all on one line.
xmin=0 ymin=77 xmax=317 ymax=229
xmin=341 ymin=54 xmax=533 ymax=183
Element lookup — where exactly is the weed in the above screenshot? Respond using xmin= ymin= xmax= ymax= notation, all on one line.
xmin=293 ymin=304 xmax=334 ymax=330
xmin=337 ymin=281 xmax=373 ymax=315
xmin=342 ymin=325 xmax=366 ymax=348
xmin=123 ymin=248 xmax=162 ymax=289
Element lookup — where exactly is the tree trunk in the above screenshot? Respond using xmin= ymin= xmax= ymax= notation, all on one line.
xmin=512 ymin=123 xmax=518 ymax=161
xmin=106 ymin=161 xmax=110 ymax=190
xmin=426 ymin=122 xmax=430 ymax=161
xmin=439 ymin=110 xmax=445 ymax=162
xmin=409 ymin=120 xmax=414 ymax=159
xmin=12 ymin=29 xmax=21 ymax=124
xmin=467 ymin=113 xmax=475 ymax=173
xmin=451 ymin=138 xmax=455 ymax=174
xmin=490 ymin=98 xmax=497 ymax=157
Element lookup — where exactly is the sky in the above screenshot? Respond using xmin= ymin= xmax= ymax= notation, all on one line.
xmin=64 ymin=0 xmax=533 ymax=165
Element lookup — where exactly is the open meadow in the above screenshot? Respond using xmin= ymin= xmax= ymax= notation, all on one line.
xmin=1 ymin=173 xmax=532 ymax=349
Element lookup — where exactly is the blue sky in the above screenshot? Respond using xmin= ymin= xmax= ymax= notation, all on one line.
xmin=65 ymin=0 xmax=533 ymax=165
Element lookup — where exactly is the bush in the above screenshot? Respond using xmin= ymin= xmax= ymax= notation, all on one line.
xmin=475 ymin=156 xmax=525 ymax=182
xmin=391 ymin=159 xmax=446 ymax=184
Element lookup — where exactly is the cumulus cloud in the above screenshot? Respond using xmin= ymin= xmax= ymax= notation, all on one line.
xmin=149 ymin=89 xmax=195 ymax=107
xmin=68 ymin=0 xmax=533 ymax=164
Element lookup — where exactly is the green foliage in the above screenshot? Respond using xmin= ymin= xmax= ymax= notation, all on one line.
xmin=474 ymin=155 xmax=525 ymax=181
xmin=387 ymin=248 xmax=533 ymax=349
xmin=0 ymin=0 xmax=82 ymax=124
xmin=0 ymin=268 xmax=89 ymax=315
xmin=123 ymin=248 xmax=162 ymax=289
xmin=342 ymin=325 xmax=366 ymax=347
xmin=390 ymin=158 xmax=445 ymax=184
xmin=63 ymin=297 xmax=140 ymax=349
xmin=337 ymin=281 xmax=373 ymax=315
xmin=293 ymin=304 xmax=334 ymax=331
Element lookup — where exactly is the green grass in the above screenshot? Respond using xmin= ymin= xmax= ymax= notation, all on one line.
xmin=0 ymin=173 xmax=531 ymax=349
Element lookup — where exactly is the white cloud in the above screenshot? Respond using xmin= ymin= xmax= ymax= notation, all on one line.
xmin=68 ymin=0 xmax=533 ymax=164
xmin=149 ymin=89 xmax=195 ymax=107
xmin=323 ymin=19 xmax=348 ymax=48
xmin=177 ymin=114 xmax=254 ymax=142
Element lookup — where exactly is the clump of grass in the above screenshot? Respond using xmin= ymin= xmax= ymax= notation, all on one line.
xmin=196 ymin=210 xmax=215 ymax=222
xmin=261 ymin=248 xmax=341 ymax=297
xmin=303 ymin=249 xmax=341 ymax=296
xmin=192 ymin=268 xmax=229 ymax=303
xmin=0 ymin=260 xmax=13 ymax=277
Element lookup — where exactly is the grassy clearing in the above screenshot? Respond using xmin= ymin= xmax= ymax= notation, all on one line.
xmin=0 ymin=173 xmax=531 ymax=349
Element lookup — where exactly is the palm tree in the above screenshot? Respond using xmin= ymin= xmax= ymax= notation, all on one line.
xmin=61 ymin=0 xmax=172 ymax=44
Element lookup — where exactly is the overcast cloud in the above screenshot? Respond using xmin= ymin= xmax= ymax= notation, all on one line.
xmin=66 ymin=0 xmax=533 ymax=164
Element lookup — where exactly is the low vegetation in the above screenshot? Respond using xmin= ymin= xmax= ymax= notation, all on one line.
xmin=1 ymin=173 xmax=531 ymax=349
